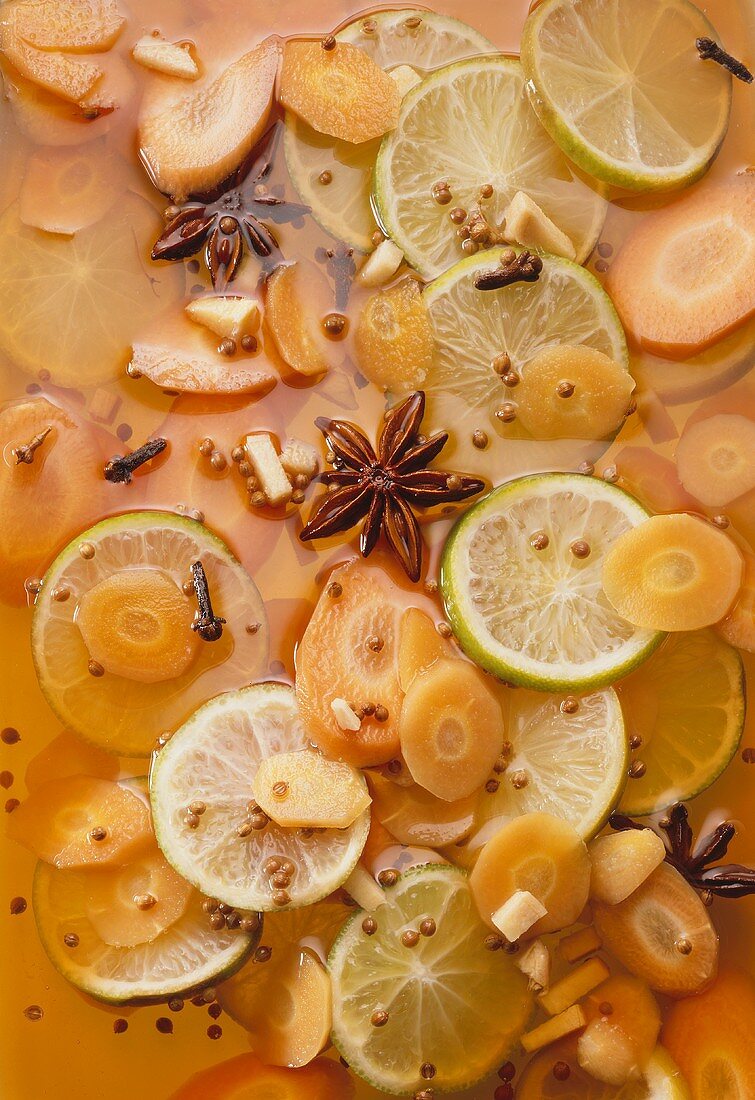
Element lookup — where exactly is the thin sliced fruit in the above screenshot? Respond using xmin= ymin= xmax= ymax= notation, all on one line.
xmin=589 ymin=830 xmax=667 ymax=906
xmin=329 ymin=863 xmax=532 ymax=1094
xmin=593 ymin=862 xmax=718 ymax=998
xmin=80 ymin=842 xmax=192 ymax=947
xmin=602 ymin=514 xmax=743 ymax=632
xmin=0 ymin=397 xmax=103 ymax=606
xmin=716 ymin=553 xmax=755 ymax=653
xmin=280 ymin=39 xmax=399 ymax=144
xmin=19 ymin=144 xmax=120 ymax=234
xmin=354 ymin=277 xmax=434 ymax=394
xmin=25 ymin=731 xmax=118 ymax=791
xmin=0 ymin=193 xmax=184 ymax=386
xmin=399 ymin=657 xmax=504 ymax=800
xmin=150 ymin=684 xmax=369 ymax=911
xmin=32 ymin=511 xmax=268 ymax=757
xmin=376 ymin=58 xmax=606 ymax=279
xmin=185 ymin=296 xmax=260 ymax=340
xmin=441 ymin=474 xmax=661 ymax=692
xmin=170 ymin=1054 xmax=354 ymax=1100
xmin=367 ymin=772 xmax=477 ymax=847
xmin=8 ymin=0 xmax=125 ymax=52
xmin=470 ymin=812 xmax=590 ymax=936
xmin=663 ymin=967 xmax=755 ymax=1100
xmin=33 ymin=860 xmax=258 ymax=1004
xmin=676 ymin=414 xmax=755 ymax=507
xmin=472 ymin=685 xmax=627 ymax=847
xmin=618 ymin=630 xmax=744 ymax=816
xmin=337 ymin=9 xmax=495 ymax=71
xmin=0 ymin=26 xmax=102 ymax=101
xmin=265 ymin=261 xmax=332 ymax=377
xmin=518 ymin=1040 xmax=692 ymax=1099
xmin=295 ymin=559 xmax=405 ymax=768
xmin=398 ymin=606 xmax=454 ymax=690
xmin=7 ymin=776 xmax=151 ymax=868
xmin=513 ymin=345 xmax=634 ymax=442
xmin=606 ymin=179 xmax=754 ymax=357
xmin=251 ymin=751 xmax=370 ymax=829
xmin=581 ymin=974 xmax=661 ymax=1084
xmin=139 ymin=39 xmax=280 ymax=200
xmin=521 ymin=0 xmax=731 ymax=191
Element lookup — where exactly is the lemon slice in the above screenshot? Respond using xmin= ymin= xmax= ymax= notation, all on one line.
xmin=31 ymin=511 xmax=268 ymax=757
xmin=375 ymin=58 xmax=606 ymax=278
xmin=521 ymin=0 xmax=732 ymax=191
xmin=150 ymin=684 xmax=369 ymax=912
xmin=618 ymin=629 xmax=744 ymax=816
xmin=329 ymin=863 xmax=532 ymax=1094
xmin=441 ymin=474 xmax=663 ymax=692
xmin=284 ymin=11 xmax=496 ymax=251
xmin=518 ymin=1041 xmax=692 ymax=1099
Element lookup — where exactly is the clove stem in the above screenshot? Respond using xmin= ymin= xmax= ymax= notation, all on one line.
xmin=696 ymin=37 xmax=753 ymax=83
xmin=13 ymin=426 xmax=52 ymax=465
xmin=104 ymin=438 xmax=167 ymax=484
xmin=474 ymin=249 xmax=543 ymax=291
xmin=190 ymin=561 xmax=226 ymax=642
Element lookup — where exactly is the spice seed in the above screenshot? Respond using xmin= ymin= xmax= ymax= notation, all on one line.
xmin=472 ymin=429 xmax=488 ymax=449
xmin=24 ymin=1005 xmax=43 ymax=1021
xmin=362 ymin=916 xmax=377 ymax=936
xmin=371 ymin=1009 xmax=389 ymax=1027
xmin=1 ymin=727 xmax=20 ymax=744
xmin=254 ymin=945 xmax=272 ymax=963
xmin=570 ymin=539 xmax=591 ymax=558
xmin=272 ymin=781 xmax=289 ymax=800
xmin=401 ymin=929 xmax=420 ymax=948
xmin=168 ymin=998 xmax=184 ymax=1012
xmin=553 ymin=1061 xmax=571 ymax=1081
xmin=675 ymin=937 xmax=692 ymax=955
xmin=113 ymin=1018 xmax=128 ymax=1034
xmin=0 ymin=770 xmax=13 ymax=789
xmin=89 ymin=825 xmax=107 ymax=841
xmin=377 ymin=869 xmax=398 ymax=887
xmin=494 ymin=1085 xmax=513 ymax=1100
xmin=560 ymin=696 xmax=579 ymax=715
xmin=628 ymin=760 xmax=647 ymax=779
xmin=156 ymin=1017 xmax=173 ymax=1034
xmin=498 ymin=1061 xmax=516 ymax=1081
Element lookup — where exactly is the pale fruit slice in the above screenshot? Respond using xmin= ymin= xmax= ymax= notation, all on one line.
xmin=518 ymin=1041 xmax=692 ymax=1100
xmin=251 ymin=751 xmax=370 ymax=829
xmin=589 ymin=830 xmax=667 ymax=905
xmin=295 ymin=559 xmax=405 ymax=768
xmin=81 ymin=843 xmax=192 ymax=947
xmin=399 ymin=657 xmax=504 ymax=800
xmin=132 ymin=37 xmax=198 ymax=80
xmin=593 ymin=863 xmax=718 ymax=998
xmin=578 ymin=1020 xmax=651 ymax=1088
xmin=470 ymin=812 xmax=591 ymax=937
xmin=663 ymin=967 xmax=755 ymax=1100
xmin=397 ymin=606 xmax=454 ymax=691
xmin=329 ymin=863 xmax=532 ymax=1094
xmin=618 ymin=629 xmax=745 ymax=816
xmin=367 ymin=772 xmax=477 ymax=847
xmin=716 ymin=553 xmax=755 ymax=653
xmin=8 ymin=0 xmax=125 ymax=52
xmin=354 ymin=277 xmax=434 ymax=393
xmin=265 ymin=261 xmax=332 ymax=377
xmin=337 ymin=10 xmax=495 ymax=71
xmin=602 ymin=514 xmax=743 ymax=632
xmin=441 ymin=474 xmax=661 ymax=692
xmin=521 ymin=0 xmax=732 ymax=191
xmin=32 ymin=512 xmax=268 ymax=757
xmin=581 ymin=974 xmax=662 ymax=1085
xmin=676 ymin=414 xmax=755 ymax=507
xmin=279 ymin=39 xmax=400 ymax=144
xmin=150 ymin=684 xmax=369 ymax=911
xmin=25 ymin=731 xmax=118 ymax=792
xmin=7 ymin=776 xmax=151 ymax=868
xmin=0 ymin=194 xmax=184 ymax=386
xmin=375 ymin=58 xmax=606 ymax=278
xmin=606 ymin=179 xmax=754 ymax=357
xmin=185 ymin=296 xmax=260 ymax=340
xmin=0 ymin=27 xmax=102 ymax=102
xmin=170 ymin=1054 xmax=355 ymax=1100
xmin=513 ymin=346 xmax=635 ymax=442
xmin=33 ymin=861 xmax=258 ymax=1004
xmin=19 ymin=145 xmax=120 ymax=234
xmin=139 ymin=39 xmax=280 ymax=200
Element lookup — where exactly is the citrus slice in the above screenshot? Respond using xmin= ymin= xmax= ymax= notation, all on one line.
xmin=33 ymin=860 xmax=259 ymax=1004
xmin=618 ymin=630 xmax=744 ymax=816
xmin=329 ymin=863 xmax=532 ymax=1094
xmin=518 ymin=1041 xmax=692 ymax=1100
xmin=284 ymin=11 xmax=496 ymax=251
xmin=150 ymin=684 xmax=369 ymax=911
xmin=31 ymin=511 xmax=268 ymax=757
xmin=441 ymin=474 xmax=662 ymax=692
xmin=375 ymin=58 xmax=606 ymax=278
xmin=520 ymin=0 xmax=732 ymax=191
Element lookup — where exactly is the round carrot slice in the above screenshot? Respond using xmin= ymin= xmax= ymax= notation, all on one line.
xmin=170 ymin=1054 xmax=354 ymax=1100
xmin=676 ymin=413 xmax=755 ymax=507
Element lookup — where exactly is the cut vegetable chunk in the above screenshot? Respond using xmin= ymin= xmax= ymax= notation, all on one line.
xmin=676 ymin=414 xmax=755 ymax=506
xmin=518 ymin=1041 xmax=691 ymax=1099
xmin=559 ymin=925 xmax=601 ymax=964
xmin=578 ymin=1018 xmax=644 ymax=1087
xmin=367 ymin=772 xmax=477 ymax=848
xmin=602 ymin=513 xmax=743 ymax=632
xmin=397 ymin=606 xmax=454 ymax=691
xmin=589 ymin=829 xmax=667 ymax=905
xmin=6 ymin=0 xmax=124 ymax=52
xmin=493 ymin=891 xmax=548 ymax=943
xmin=521 ymin=1005 xmax=586 ymax=1054
xmin=355 ymin=277 xmax=434 ymax=394
xmin=185 ymin=296 xmax=260 ymax=340
xmin=358 ymin=239 xmax=404 ymax=287
xmin=132 ymin=37 xmax=198 ymax=80
xmin=581 ymin=973 xmax=661 ymax=1085
xmin=503 ymin=190 xmax=576 ymax=260
xmin=0 ymin=28 xmax=102 ymax=101
xmin=252 ymin=751 xmax=370 ymax=829
xmin=539 ymin=958 xmax=611 ymax=1017
xmin=170 ymin=1054 xmax=354 ymax=1100
xmin=516 ymin=939 xmax=550 ymax=992
xmin=265 ymin=261 xmax=332 ymax=376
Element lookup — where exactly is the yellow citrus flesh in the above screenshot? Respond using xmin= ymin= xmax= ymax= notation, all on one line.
xmin=354 ymin=278 xmax=435 ymax=393
xmin=76 ymin=569 xmax=199 ymax=684
xmin=397 ymin=606 xmax=454 ymax=691
xmin=676 ymin=414 xmax=755 ymax=507
xmin=252 ymin=751 xmax=371 ymax=830
xmin=602 ymin=513 xmax=743 ymax=631
xmin=367 ymin=772 xmax=478 ymax=848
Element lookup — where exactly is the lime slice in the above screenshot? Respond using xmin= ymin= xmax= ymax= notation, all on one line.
xmin=473 ymin=685 xmax=627 ymax=846
xmin=441 ymin=474 xmax=663 ymax=692
xmin=375 ymin=57 xmax=606 ymax=278
xmin=33 ymin=861 xmax=258 ymax=1004
xmin=31 ymin=511 xmax=268 ymax=757
xmin=150 ymin=684 xmax=369 ymax=911
xmin=520 ymin=0 xmax=732 ymax=192
xmin=329 ymin=863 xmax=532 ymax=1094
xmin=284 ymin=11 xmax=496 ymax=251
xmin=618 ymin=629 xmax=744 ymax=817
xmin=518 ymin=1041 xmax=691 ymax=1099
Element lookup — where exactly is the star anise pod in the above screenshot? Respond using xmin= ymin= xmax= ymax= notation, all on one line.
xmin=151 ymin=126 xmax=309 ymax=290
xmin=610 ymin=803 xmax=755 ymax=899
xmin=300 ymin=391 xmax=485 ymax=582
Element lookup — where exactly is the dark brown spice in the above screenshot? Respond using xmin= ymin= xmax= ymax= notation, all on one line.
xmin=696 ymin=37 xmax=753 ymax=81
xmin=498 ymin=1062 xmax=516 ymax=1081
xmin=168 ymin=998 xmax=184 ymax=1012
xmin=63 ymin=932 xmax=79 ymax=948
xmin=0 ymin=770 xmax=13 ymax=788
xmin=1 ymin=728 xmax=20 ymax=745
xmin=419 ymin=917 xmax=437 ymax=937
xmin=5 ymin=798 xmax=19 ymax=813
xmin=24 ymin=1005 xmax=43 ymax=1021
xmin=371 ymin=1009 xmax=389 ymax=1027
xmin=190 ymin=561 xmax=226 ymax=642
xmin=377 ymin=869 xmax=399 ymax=888
xmin=155 ymin=1017 xmax=173 ymax=1034
xmin=12 ymin=426 xmax=52 ymax=465
xmin=553 ymin=1061 xmax=571 ymax=1081
xmin=207 ymin=1024 xmax=223 ymax=1040
xmin=742 ymin=747 xmax=755 ymax=763
xmin=104 ymin=438 xmax=167 ymax=484
xmin=362 ymin=916 xmax=377 ymax=935
xmin=208 ymin=1003 xmax=223 ymax=1019
xmin=113 ymin=1018 xmax=128 ymax=1034
xmin=494 ymin=1084 xmax=513 ymax=1100
xmin=420 ymin=1063 xmax=436 ymax=1080
xmin=475 ymin=249 xmax=543 ymax=290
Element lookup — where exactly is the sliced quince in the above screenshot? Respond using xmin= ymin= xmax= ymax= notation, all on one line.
xmin=8 ymin=0 xmax=124 ymax=52
xmin=0 ymin=28 xmax=102 ymax=102
xmin=252 ymin=750 xmax=370 ymax=829
xmin=265 ymin=261 xmax=332 ymax=377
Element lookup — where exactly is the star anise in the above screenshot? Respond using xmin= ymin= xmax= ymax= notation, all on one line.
xmin=610 ymin=803 xmax=755 ymax=899
xmin=300 ymin=391 xmax=485 ymax=582
xmin=151 ymin=126 xmax=309 ymax=289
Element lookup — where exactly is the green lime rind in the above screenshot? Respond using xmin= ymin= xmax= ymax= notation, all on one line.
xmin=336 ymin=9 xmax=496 ymax=70
xmin=33 ymin=860 xmax=259 ymax=1005
xmin=441 ymin=473 xmax=664 ymax=693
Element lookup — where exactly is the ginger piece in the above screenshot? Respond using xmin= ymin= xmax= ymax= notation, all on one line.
xmin=132 ymin=36 xmax=198 ymax=80
xmin=516 ymin=939 xmax=551 ymax=992
xmin=343 ymin=864 xmax=387 ymax=910
xmin=492 ymin=890 xmax=548 ymax=943
xmin=539 ymin=957 xmax=610 ymax=1017
xmin=279 ymin=438 xmax=320 ymax=483
xmin=330 ymin=698 xmax=362 ymax=733
xmin=185 ymin=296 xmax=260 ymax=340
xmin=358 ymin=239 xmax=404 ymax=287
xmin=589 ymin=829 xmax=667 ymax=905
xmin=503 ymin=191 xmax=576 ymax=261
xmin=244 ymin=433 xmax=292 ymax=506
xmin=559 ymin=925 xmax=602 ymax=964
xmin=521 ymin=1005 xmax=586 ymax=1054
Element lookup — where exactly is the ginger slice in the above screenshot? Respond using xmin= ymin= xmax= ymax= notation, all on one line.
xmin=132 ymin=36 xmax=198 ymax=80
xmin=279 ymin=438 xmax=320 ymax=482
xmin=389 ymin=64 xmax=421 ymax=99
xmin=252 ymin=750 xmax=370 ymax=829
xmin=0 ymin=27 xmax=102 ymax=102
xmin=343 ymin=864 xmax=388 ymax=910
xmin=589 ymin=829 xmax=666 ymax=905
xmin=244 ymin=433 xmax=292 ymax=507
xmin=492 ymin=890 xmax=547 ymax=942
xmin=265 ymin=261 xmax=332 ymax=377
xmin=559 ymin=925 xmax=602 ymax=964
xmin=503 ymin=190 xmax=576 ymax=261
xmin=185 ymin=295 xmax=260 ymax=340
xmin=521 ymin=1005 xmax=586 ymax=1054
xmin=358 ymin=239 xmax=404 ymax=287
xmin=539 ymin=957 xmax=611 ymax=1017
xmin=516 ymin=939 xmax=551 ymax=992
xmin=8 ymin=0 xmax=124 ymax=53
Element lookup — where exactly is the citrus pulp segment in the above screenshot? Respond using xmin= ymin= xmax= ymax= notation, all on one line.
xmin=33 ymin=861 xmax=259 ymax=1005
xmin=336 ymin=10 xmax=494 ymax=71
xmin=618 ymin=630 xmax=745 ymax=817
xmin=441 ymin=474 xmax=663 ymax=692
xmin=375 ymin=57 xmax=606 ymax=278
xmin=520 ymin=0 xmax=732 ymax=191
xmin=150 ymin=684 xmax=369 ymax=911
xmin=31 ymin=511 xmax=268 ymax=757
xmin=329 ymin=864 xmax=532 ymax=1094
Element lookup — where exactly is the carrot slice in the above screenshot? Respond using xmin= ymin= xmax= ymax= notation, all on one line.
xmin=169 ymin=1053 xmax=355 ymax=1100
xmin=367 ymin=772 xmax=478 ymax=847
xmin=397 ymin=606 xmax=454 ymax=691
xmin=676 ymin=413 xmax=755 ymax=507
